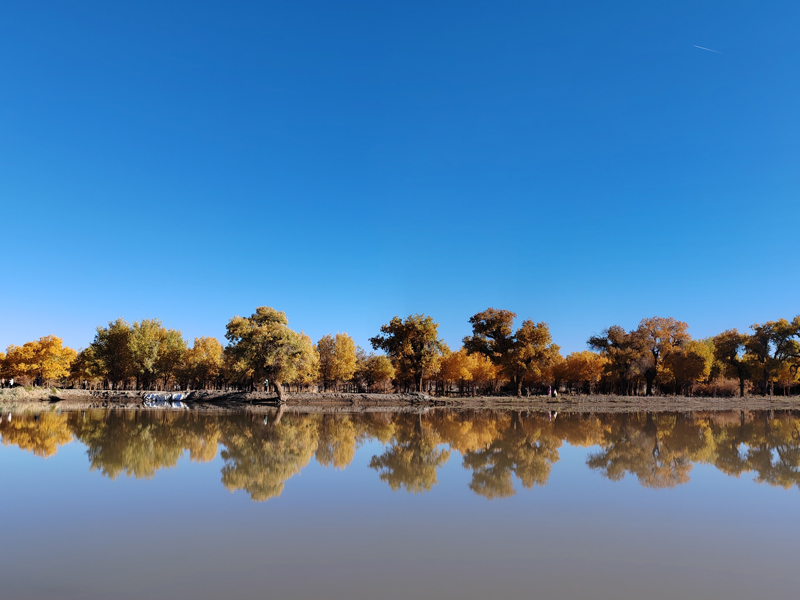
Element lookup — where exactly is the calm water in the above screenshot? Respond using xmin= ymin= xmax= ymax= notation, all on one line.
xmin=2 ymin=408 xmax=799 ymax=600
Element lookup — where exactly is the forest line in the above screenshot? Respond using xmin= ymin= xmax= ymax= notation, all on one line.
xmin=2 ymin=306 xmax=799 ymax=399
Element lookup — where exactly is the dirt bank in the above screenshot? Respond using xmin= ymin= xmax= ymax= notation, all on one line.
xmin=2 ymin=387 xmax=800 ymax=414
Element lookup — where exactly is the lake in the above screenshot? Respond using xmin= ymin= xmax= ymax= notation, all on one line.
xmin=1 ymin=408 xmax=799 ymax=599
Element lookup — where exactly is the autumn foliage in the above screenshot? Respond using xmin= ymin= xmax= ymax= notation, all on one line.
xmin=2 ymin=308 xmax=800 ymax=397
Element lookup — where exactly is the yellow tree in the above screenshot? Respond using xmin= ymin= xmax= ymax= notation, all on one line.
xmin=555 ymin=351 xmax=607 ymax=394
xmin=510 ymin=321 xmax=561 ymax=396
xmin=287 ymin=332 xmax=320 ymax=390
xmin=4 ymin=335 xmax=77 ymax=384
xmin=470 ymin=353 xmax=500 ymax=394
xmin=316 ymin=333 xmax=357 ymax=391
xmin=440 ymin=348 xmax=474 ymax=394
xmin=355 ymin=353 xmax=396 ymax=392
xmin=665 ymin=339 xmax=713 ymax=394
xmin=181 ymin=337 xmax=224 ymax=389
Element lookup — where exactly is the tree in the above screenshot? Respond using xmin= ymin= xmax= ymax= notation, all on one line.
xmin=440 ymin=348 xmax=475 ymax=394
xmin=224 ymin=306 xmax=315 ymax=402
xmin=286 ymin=332 xmax=319 ymax=390
xmin=181 ymin=337 xmax=224 ymax=389
xmin=555 ymin=351 xmax=607 ymax=394
xmin=665 ymin=339 xmax=713 ymax=395
xmin=636 ymin=317 xmax=690 ymax=396
xmin=355 ymin=353 xmax=396 ymax=392
xmin=316 ymin=333 xmax=357 ymax=391
xmin=155 ymin=328 xmax=187 ymax=389
xmin=3 ymin=335 xmax=77 ymax=384
xmin=370 ymin=314 xmax=446 ymax=392
xmin=127 ymin=319 xmax=187 ymax=390
xmin=464 ymin=308 xmax=560 ymax=396
xmin=70 ymin=346 xmax=104 ymax=388
xmin=463 ymin=308 xmax=516 ymax=364
xmin=745 ymin=319 xmax=800 ymax=395
xmin=713 ymin=329 xmax=750 ymax=397
xmin=90 ymin=318 xmax=133 ymax=388
xmin=128 ymin=319 xmax=165 ymax=390
xmin=588 ymin=325 xmax=649 ymax=395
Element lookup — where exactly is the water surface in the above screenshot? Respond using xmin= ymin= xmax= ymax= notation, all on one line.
xmin=2 ymin=409 xmax=799 ymax=599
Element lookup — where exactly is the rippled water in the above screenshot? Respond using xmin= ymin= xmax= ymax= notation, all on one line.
xmin=2 ymin=408 xmax=799 ymax=599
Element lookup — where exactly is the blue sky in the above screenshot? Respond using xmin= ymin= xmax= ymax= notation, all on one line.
xmin=2 ymin=0 xmax=799 ymax=354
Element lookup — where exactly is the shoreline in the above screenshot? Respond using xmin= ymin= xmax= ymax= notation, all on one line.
xmin=1 ymin=388 xmax=800 ymax=414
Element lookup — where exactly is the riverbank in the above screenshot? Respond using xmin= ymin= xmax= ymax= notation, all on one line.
xmin=1 ymin=387 xmax=800 ymax=414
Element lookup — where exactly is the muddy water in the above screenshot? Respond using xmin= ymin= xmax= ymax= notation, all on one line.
xmin=1 ymin=409 xmax=799 ymax=599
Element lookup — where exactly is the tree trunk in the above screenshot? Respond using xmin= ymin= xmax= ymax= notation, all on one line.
xmin=273 ymin=380 xmax=285 ymax=403
xmin=645 ymin=372 xmax=655 ymax=396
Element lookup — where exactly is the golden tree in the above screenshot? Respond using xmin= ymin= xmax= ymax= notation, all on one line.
xmin=181 ymin=337 xmax=224 ymax=389
xmin=664 ymin=339 xmax=713 ymax=394
xmin=555 ymin=350 xmax=607 ymax=394
xmin=3 ymin=335 xmax=77 ymax=385
xmin=316 ymin=333 xmax=357 ymax=391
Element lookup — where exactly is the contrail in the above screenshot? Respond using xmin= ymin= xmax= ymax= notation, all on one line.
xmin=693 ymin=44 xmax=722 ymax=54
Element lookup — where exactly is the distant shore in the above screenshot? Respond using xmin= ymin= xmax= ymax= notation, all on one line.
xmin=1 ymin=387 xmax=799 ymax=414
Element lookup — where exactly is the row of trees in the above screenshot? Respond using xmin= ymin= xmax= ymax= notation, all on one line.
xmin=4 ymin=409 xmax=800 ymax=499
xmin=2 ymin=308 xmax=799 ymax=397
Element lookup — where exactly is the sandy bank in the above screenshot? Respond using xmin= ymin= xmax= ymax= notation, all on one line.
xmin=2 ymin=387 xmax=800 ymax=414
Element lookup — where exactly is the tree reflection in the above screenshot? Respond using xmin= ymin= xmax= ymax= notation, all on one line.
xmin=315 ymin=414 xmax=357 ymax=470
xmin=0 ymin=412 xmax=72 ymax=457
xmin=71 ymin=411 xmax=222 ymax=479
xmin=220 ymin=412 xmax=319 ymax=501
xmin=369 ymin=413 xmax=450 ymax=493
xmin=462 ymin=412 xmax=560 ymax=499
xmin=4 ymin=408 xmax=800 ymax=499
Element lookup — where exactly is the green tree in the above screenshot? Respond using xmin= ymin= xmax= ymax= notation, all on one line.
xmin=224 ymin=306 xmax=315 ymax=402
xmin=89 ymin=318 xmax=133 ymax=388
xmin=370 ymin=314 xmax=446 ymax=392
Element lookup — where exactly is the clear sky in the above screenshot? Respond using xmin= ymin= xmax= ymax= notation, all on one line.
xmin=2 ymin=1 xmax=799 ymax=354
